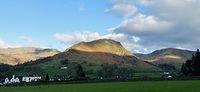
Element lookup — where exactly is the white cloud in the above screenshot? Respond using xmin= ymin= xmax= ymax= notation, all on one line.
xmin=19 ymin=36 xmax=34 ymax=43
xmin=54 ymin=31 xmax=101 ymax=45
xmin=112 ymin=14 xmax=172 ymax=36
xmin=0 ymin=39 xmax=17 ymax=48
xmin=105 ymin=4 xmax=137 ymax=18
xmin=137 ymin=0 xmax=151 ymax=6
xmin=0 ymin=39 xmax=8 ymax=48
xmin=106 ymin=0 xmax=200 ymax=53
xmin=54 ymin=31 xmax=144 ymax=52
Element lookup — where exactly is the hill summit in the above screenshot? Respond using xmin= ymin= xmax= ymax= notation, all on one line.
xmin=54 ymin=39 xmax=152 ymax=68
xmin=65 ymin=39 xmax=134 ymax=56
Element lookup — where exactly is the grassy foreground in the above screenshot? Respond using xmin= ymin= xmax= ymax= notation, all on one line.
xmin=1 ymin=80 xmax=200 ymax=92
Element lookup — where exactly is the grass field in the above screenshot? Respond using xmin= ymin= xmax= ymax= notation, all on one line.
xmin=1 ymin=80 xmax=200 ymax=92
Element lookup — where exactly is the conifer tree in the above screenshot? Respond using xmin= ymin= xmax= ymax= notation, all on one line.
xmin=180 ymin=49 xmax=200 ymax=76
xmin=193 ymin=49 xmax=200 ymax=76
xmin=45 ymin=73 xmax=49 ymax=81
xmin=180 ymin=63 xmax=189 ymax=75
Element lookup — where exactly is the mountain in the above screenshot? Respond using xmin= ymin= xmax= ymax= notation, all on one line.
xmin=135 ymin=48 xmax=195 ymax=64
xmin=0 ymin=39 xmax=156 ymax=78
xmin=0 ymin=47 xmax=60 ymax=65
xmin=53 ymin=39 xmax=153 ymax=68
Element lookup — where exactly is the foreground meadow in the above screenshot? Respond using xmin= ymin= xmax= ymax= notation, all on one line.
xmin=1 ymin=80 xmax=200 ymax=92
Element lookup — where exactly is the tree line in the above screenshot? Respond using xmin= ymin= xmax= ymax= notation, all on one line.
xmin=180 ymin=49 xmax=200 ymax=76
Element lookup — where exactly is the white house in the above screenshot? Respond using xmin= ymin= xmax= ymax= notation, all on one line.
xmin=3 ymin=75 xmax=20 ymax=85
xmin=3 ymin=78 xmax=10 ymax=85
xmin=164 ymin=72 xmax=169 ymax=75
xmin=10 ymin=75 xmax=20 ymax=83
xmin=22 ymin=76 xmax=41 ymax=82
xmin=2 ymin=75 xmax=41 ymax=84
xmin=60 ymin=66 xmax=68 ymax=69
xmin=163 ymin=72 xmax=172 ymax=79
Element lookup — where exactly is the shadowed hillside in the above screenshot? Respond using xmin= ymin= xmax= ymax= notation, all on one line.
xmin=0 ymin=47 xmax=60 ymax=65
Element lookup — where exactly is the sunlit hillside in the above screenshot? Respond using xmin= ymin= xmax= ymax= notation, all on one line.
xmin=0 ymin=47 xmax=59 ymax=65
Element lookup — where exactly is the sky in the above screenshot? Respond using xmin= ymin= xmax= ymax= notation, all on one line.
xmin=0 ymin=0 xmax=200 ymax=53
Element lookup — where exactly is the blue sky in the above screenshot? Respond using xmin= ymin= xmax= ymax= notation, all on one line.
xmin=0 ymin=0 xmax=119 ymax=49
xmin=0 ymin=0 xmax=200 ymax=53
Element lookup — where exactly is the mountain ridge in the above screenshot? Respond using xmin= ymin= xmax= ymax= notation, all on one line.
xmin=0 ymin=47 xmax=60 ymax=65
xmin=135 ymin=48 xmax=195 ymax=64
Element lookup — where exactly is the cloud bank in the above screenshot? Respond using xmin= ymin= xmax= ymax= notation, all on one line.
xmin=54 ymin=0 xmax=200 ymax=53
xmin=106 ymin=0 xmax=200 ymax=52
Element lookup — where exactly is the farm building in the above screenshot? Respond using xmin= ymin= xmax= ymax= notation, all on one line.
xmin=3 ymin=75 xmax=21 ymax=85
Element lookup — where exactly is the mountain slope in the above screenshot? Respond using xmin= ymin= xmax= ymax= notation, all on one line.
xmin=135 ymin=48 xmax=195 ymax=64
xmin=53 ymin=39 xmax=153 ymax=68
xmin=0 ymin=47 xmax=60 ymax=65
xmin=65 ymin=39 xmax=134 ymax=56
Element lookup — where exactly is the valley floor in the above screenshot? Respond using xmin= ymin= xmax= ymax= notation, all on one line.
xmin=1 ymin=80 xmax=200 ymax=92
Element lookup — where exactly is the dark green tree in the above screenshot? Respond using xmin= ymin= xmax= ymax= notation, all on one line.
xmin=193 ymin=49 xmax=200 ymax=76
xmin=0 ymin=63 xmax=11 ymax=72
xmin=158 ymin=64 xmax=176 ymax=70
xmin=180 ymin=63 xmax=189 ymax=75
xmin=97 ymin=63 xmax=119 ymax=78
xmin=185 ymin=60 xmax=193 ymax=75
xmin=75 ymin=64 xmax=85 ymax=78
xmin=45 ymin=73 xmax=50 ymax=81
xmin=180 ymin=49 xmax=200 ymax=76
xmin=60 ymin=59 xmax=69 ymax=65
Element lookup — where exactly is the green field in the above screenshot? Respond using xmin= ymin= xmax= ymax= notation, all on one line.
xmin=1 ymin=80 xmax=200 ymax=92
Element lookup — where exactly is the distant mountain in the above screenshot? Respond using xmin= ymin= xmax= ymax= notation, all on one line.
xmin=53 ymin=39 xmax=153 ymax=68
xmin=135 ymin=48 xmax=195 ymax=64
xmin=0 ymin=47 xmax=60 ymax=65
